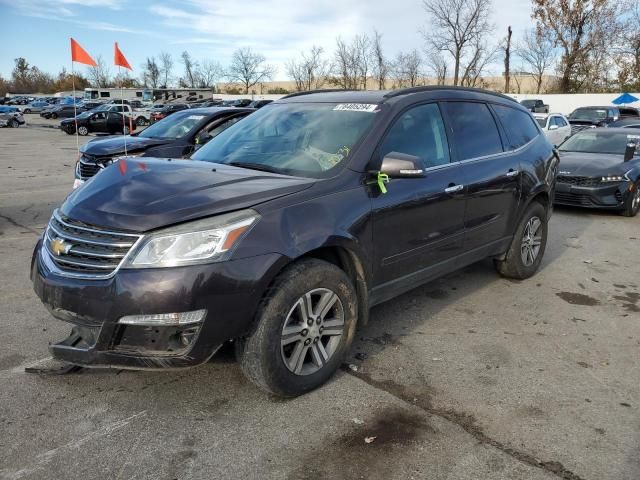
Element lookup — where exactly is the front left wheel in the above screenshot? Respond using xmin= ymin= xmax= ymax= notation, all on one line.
xmin=621 ymin=181 xmax=640 ymax=217
xmin=8 ymin=118 xmax=19 ymax=128
xmin=235 ymin=259 xmax=358 ymax=397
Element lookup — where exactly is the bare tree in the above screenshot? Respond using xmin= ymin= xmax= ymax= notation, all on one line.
xmin=354 ymin=34 xmax=371 ymax=89
xmin=198 ymin=60 xmax=224 ymax=88
xmin=285 ymin=45 xmax=329 ymax=92
xmin=226 ymin=48 xmax=275 ymax=94
xmin=426 ymin=50 xmax=448 ymax=85
xmin=141 ymin=57 xmax=160 ymax=88
xmin=371 ymin=30 xmax=389 ymax=90
xmin=392 ymin=50 xmax=423 ymax=88
xmin=504 ymin=26 xmax=513 ymax=93
xmin=516 ymin=29 xmax=555 ymax=94
xmin=421 ymin=0 xmax=493 ymax=86
xmin=614 ymin=1 xmax=640 ymax=91
xmin=87 ymin=55 xmax=111 ymax=88
xmin=330 ymin=34 xmax=371 ymax=90
xmin=459 ymin=40 xmax=498 ymax=87
xmin=159 ymin=52 xmax=173 ymax=88
xmin=533 ymin=0 xmax=622 ymax=93
xmin=180 ymin=51 xmax=198 ymax=88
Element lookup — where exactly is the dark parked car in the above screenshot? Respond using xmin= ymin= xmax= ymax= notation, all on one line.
xmin=520 ymin=99 xmax=549 ymax=113
xmin=567 ymin=106 xmax=619 ymax=135
xmin=73 ymin=107 xmax=253 ymax=187
xmin=31 ymin=87 xmax=557 ymax=396
xmin=221 ymin=99 xmax=252 ymax=107
xmin=608 ymin=118 xmax=640 ymax=129
xmin=248 ymin=99 xmax=273 ymax=109
xmin=0 ymin=106 xmax=26 ymax=127
xmin=617 ymin=106 xmax=640 ymax=118
xmin=554 ymin=128 xmax=640 ymax=216
xmin=150 ymin=103 xmax=189 ymax=122
xmin=41 ymin=104 xmax=82 ymax=119
xmin=60 ymin=110 xmax=136 ymax=136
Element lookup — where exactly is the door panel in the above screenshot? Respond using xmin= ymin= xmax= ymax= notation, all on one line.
xmin=370 ymin=103 xmax=467 ymax=287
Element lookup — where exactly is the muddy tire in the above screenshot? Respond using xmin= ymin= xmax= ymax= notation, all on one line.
xmin=495 ymin=201 xmax=548 ymax=280
xmin=235 ymin=259 xmax=357 ymax=397
xmin=621 ymin=181 xmax=640 ymax=217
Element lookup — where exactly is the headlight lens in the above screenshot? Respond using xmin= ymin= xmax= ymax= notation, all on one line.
xmin=601 ymin=175 xmax=627 ymax=182
xmin=123 ymin=209 xmax=259 ymax=268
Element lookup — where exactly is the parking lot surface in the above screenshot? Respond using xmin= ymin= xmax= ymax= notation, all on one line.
xmin=1 ymin=125 xmax=638 ymax=480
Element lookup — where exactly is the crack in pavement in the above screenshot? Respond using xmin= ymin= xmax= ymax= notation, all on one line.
xmin=342 ymin=366 xmax=586 ymax=480
xmin=0 ymin=213 xmax=41 ymax=236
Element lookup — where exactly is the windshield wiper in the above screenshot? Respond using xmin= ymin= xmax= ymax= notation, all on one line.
xmin=227 ymin=161 xmax=282 ymax=174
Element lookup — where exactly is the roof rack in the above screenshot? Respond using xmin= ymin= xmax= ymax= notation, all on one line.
xmin=382 ymin=85 xmax=517 ymax=103
xmin=280 ymin=89 xmax=359 ymax=99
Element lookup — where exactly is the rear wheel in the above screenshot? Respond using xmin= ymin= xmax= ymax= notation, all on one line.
xmin=77 ymin=126 xmax=88 ymax=136
xmin=495 ymin=202 xmax=548 ymax=280
xmin=23 ymin=109 xmax=31 ymax=114
xmin=621 ymin=181 xmax=640 ymax=217
xmin=50 ymin=113 xmax=58 ymax=119
xmin=8 ymin=118 xmax=19 ymax=128
xmin=235 ymin=259 xmax=357 ymax=397
xmin=136 ymin=116 xmax=147 ymax=126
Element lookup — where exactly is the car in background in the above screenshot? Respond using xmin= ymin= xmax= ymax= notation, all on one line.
xmin=555 ymin=128 xmax=640 ymax=216
xmin=22 ymin=101 xmax=50 ymax=114
xmin=0 ymin=106 xmax=26 ymax=127
xmin=7 ymin=96 xmax=30 ymax=106
xmin=150 ymin=103 xmax=189 ymax=122
xmin=201 ymin=100 xmax=224 ymax=107
xmin=221 ymin=99 xmax=252 ymax=107
xmin=567 ymin=106 xmax=619 ymax=135
xmin=41 ymin=104 xmax=83 ymax=119
xmin=248 ymin=99 xmax=273 ymax=109
xmin=520 ymin=99 xmax=549 ymax=113
xmin=60 ymin=110 xmax=136 ymax=136
xmin=617 ymin=106 xmax=640 ymax=118
xmin=534 ymin=113 xmax=571 ymax=146
xmin=73 ymin=107 xmax=254 ymax=187
xmin=608 ymin=118 xmax=640 ymax=129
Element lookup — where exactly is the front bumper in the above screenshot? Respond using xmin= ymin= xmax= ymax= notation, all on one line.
xmin=31 ymin=238 xmax=286 ymax=369
xmin=554 ymin=181 xmax=632 ymax=210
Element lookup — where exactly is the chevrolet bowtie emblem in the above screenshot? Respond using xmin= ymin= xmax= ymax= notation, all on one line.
xmin=51 ymin=238 xmax=73 ymax=256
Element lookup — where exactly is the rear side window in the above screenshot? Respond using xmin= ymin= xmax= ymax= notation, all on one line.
xmin=553 ymin=116 xmax=567 ymax=127
xmin=379 ymin=103 xmax=450 ymax=168
xmin=442 ymin=102 xmax=503 ymax=160
xmin=492 ymin=105 xmax=539 ymax=150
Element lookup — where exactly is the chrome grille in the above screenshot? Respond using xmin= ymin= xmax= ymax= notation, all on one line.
xmin=43 ymin=210 xmax=142 ymax=279
xmin=570 ymin=125 xmax=592 ymax=135
xmin=557 ymin=175 xmax=601 ymax=187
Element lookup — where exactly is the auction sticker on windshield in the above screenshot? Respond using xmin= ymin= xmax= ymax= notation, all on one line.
xmin=333 ymin=104 xmax=378 ymax=112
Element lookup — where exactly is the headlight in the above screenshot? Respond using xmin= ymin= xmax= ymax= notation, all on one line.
xmin=123 ymin=209 xmax=259 ymax=268
xmin=601 ymin=174 xmax=627 ymax=182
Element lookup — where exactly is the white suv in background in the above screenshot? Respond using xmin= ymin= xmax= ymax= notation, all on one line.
xmin=534 ymin=113 xmax=571 ymax=146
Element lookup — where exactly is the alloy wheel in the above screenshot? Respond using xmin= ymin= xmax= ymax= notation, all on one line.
xmin=520 ymin=216 xmax=542 ymax=267
xmin=280 ymin=288 xmax=345 ymax=376
xmin=78 ymin=126 xmax=88 ymax=136
xmin=633 ymin=185 xmax=640 ymax=212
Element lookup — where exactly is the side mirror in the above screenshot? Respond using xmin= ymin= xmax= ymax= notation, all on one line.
xmin=379 ymin=152 xmax=425 ymax=178
xmin=624 ymin=142 xmax=637 ymax=162
xmin=548 ymin=124 xmax=559 ymax=131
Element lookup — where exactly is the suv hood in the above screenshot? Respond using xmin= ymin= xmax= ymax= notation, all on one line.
xmin=80 ymin=135 xmax=170 ymax=157
xmin=557 ymin=151 xmax=633 ymax=176
xmin=61 ymin=158 xmax=314 ymax=231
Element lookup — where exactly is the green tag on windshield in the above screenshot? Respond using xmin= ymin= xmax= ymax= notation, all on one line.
xmin=377 ymin=172 xmax=389 ymax=194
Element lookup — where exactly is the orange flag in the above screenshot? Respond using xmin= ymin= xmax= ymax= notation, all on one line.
xmin=70 ymin=38 xmax=97 ymax=67
xmin=114 ymin=42 xmax=132 ymax=70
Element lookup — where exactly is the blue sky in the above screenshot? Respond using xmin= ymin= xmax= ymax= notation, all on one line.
xmin=0 ymin=0 xmax=533 ymax=82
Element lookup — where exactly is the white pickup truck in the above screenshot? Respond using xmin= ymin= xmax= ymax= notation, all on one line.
xmin=99 ymin=104 xmax=150 ymax=126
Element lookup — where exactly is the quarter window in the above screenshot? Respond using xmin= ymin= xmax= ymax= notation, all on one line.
xmin=379 ymin=103 xmax=450 ymax=168
xmin=442 ymin=102 xmax=503 ymax=159
xmin=492 ymin=104 xmax=539 ymax=150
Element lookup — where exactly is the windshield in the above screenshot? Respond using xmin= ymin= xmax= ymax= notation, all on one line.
xmin=139 ymin=111 xmax=205 ymax=139
xmin=559 ymin=131 xmax=640 ymax=155
xmin=569 ymin=108 xmax=607 ymax=121
xmin=191 ymin=103 xmax=378 ymax=178
xmin=535 ymin=118 xmax=547 ymax=128
xmin=76 ymin=111 xmax=92 ymax=119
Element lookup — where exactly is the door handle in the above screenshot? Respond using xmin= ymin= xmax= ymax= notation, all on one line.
xmin=506 ymin=170 xmax=520 ymax=177
xmin=444 ymin=184 xmax=464 ymax=194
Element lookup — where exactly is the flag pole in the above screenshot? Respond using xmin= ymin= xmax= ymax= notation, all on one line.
xmin=71 ymin=57 xmax=80 ymax=155
xmin=119 ymin=63 xmax=128 ymax=156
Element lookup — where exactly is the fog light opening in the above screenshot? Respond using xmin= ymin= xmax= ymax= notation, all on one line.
xmin=118 ymin=309 xmax=207 ymax=326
